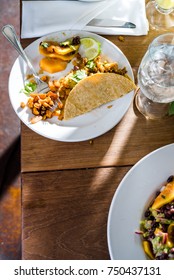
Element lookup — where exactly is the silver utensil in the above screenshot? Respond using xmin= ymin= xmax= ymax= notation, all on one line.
xmin=1 ymin=24 xmax=49 ymax=93
xmin=87 ymin=18 xmax=136 ymax=28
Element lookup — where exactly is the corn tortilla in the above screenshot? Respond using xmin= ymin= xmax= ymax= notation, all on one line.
xmin=63 ymin=73 xmax=136 ymax=120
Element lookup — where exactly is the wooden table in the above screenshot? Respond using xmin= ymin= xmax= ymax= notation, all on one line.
xmin=20 ymin=4 xmax=174 ymax=259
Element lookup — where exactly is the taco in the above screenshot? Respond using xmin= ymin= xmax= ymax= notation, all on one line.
xmin=63 ymin=73 xmax=136 ymax=120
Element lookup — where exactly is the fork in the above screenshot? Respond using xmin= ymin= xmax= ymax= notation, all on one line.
xmin=1 ymin=24 xmax=49 ymax=93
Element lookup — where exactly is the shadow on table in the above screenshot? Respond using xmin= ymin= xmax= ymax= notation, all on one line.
xmin=0 ymin=136 xmax=21 ymax=197
xmin=0 ymin=136 xmax=21 ymax=260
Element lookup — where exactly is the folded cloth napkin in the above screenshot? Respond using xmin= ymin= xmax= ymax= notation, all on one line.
xmin=21 ymin=0 xmax=149 ymax=38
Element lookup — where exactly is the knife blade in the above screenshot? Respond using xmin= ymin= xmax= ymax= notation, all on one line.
xmin=87 ymin=18 xmax=136 ymax=28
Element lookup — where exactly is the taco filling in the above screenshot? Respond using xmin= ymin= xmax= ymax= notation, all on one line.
xmin=25 ymin=54 xmax=136 ymax=122
xmin=63 ymin=72 xmax=136 ymax=120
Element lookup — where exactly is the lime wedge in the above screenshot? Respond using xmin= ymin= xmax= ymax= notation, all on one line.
xmin=79 ymin=37 xmax=101 ymax=60
xmin=156 ymin=0 xmax=174 ymax=9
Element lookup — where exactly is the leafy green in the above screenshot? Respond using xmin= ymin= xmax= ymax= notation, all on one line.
xmin=70 ymin=70 xmax=87 ymax=83
xmin=70 ymin=45 xmax=77 ymax=51
xmin=41 ymin=42 xmax=50 ymax=48
xmin=86 ymin=60 xmax=96 ymax=70
xmin=20 ymin=82 xmax=37 ymax=96
xmin=59 ymin=39 xmax=72 ymax=47
xmin=168 ymin=102 xmax=174 ymax=116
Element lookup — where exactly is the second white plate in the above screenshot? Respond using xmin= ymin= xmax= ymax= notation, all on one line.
xmin=107 ymin=143 xmax=174 ymax=259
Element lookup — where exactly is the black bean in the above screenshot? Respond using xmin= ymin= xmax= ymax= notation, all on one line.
xmin=150 ymin=215 xmax=155 ymax=221
xmin=166 ymin=204 xmax=171 ymax=210
xmin=167 ymin=175 xmax=174 ymax=183
xmin=156 ymin=253 xmax=168 ymax=260
xmin=149 ymin=231 xmax=155 ymax=239
xmin=161 ymin=224 xmax=168 ymax=232
xmin=144 ymin=210 xmax=151 ymax=217
xmin=164 ymin=211 xmax=172 ymax=219
xmin=72 ymin=36 xmax=80 ymax=45
xmin=151 ymin=222 xmax=158 ymax=229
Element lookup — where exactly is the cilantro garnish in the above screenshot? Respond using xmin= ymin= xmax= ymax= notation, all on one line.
xmin=86 ymin=60 xmax=96 ymax=70
xmin=41 ymin=42 xmax=49 ymax=48
xmin=71 ymin=70 xmax=87 ymax=83
xmin=20 ymin=82 xmax=37 ymax=96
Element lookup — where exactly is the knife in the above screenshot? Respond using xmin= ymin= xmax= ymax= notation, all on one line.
xmin=87 ymin=18 xmax=136 ymax=29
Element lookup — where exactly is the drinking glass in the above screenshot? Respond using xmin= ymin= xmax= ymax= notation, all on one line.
xmin=146 ymin=0 xmax=174 ymax=30
xmin=135 ymin=33 xmax=174 ymax=119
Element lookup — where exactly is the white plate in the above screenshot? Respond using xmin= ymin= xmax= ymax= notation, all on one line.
xmin=107 ymin=143 xmax=174 ymax=260
xmin=9 ymin=30 xmax=134 ymax=142
xmin=78 ymin=0 xmax=103 ymax=1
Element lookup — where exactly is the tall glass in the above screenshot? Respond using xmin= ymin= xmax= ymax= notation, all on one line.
xmin=146 ymin=0 xmax=174 ymax=30
xmin=135 ymin=33 xmax=174 ymax=119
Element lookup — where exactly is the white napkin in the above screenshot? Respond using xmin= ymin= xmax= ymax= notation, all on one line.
xmin=21 ymin=0 xmax=149 ymax=38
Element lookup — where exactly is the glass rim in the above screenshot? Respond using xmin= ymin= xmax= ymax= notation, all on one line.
xmin=149 ymin=32 xmax=174 ymax=48
xmin=146 ymin=32 xmax=174 ymax=88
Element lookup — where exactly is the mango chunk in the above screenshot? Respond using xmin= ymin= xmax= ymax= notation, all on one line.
xmin=151 ymin=180 xmax=174 ymax=210
xmin=39 ymin=57 xmax=67 ymax=74
xmin=143 ymin=241 xmax=154 ymax=259
xmin=167 ymin=223 xmax=174 ymax=246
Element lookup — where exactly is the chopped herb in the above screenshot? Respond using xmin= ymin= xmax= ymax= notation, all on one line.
xmin=168 ymin=101 xmax=174 ymax=116
xmin=70 ymin=70 xmax=87 ymax=83
xmin=72 ymin=36 xmax=80 ymax=45
xmin=70 ymin=45 xmax=77 ymax=51
xmin=86 ymin=60 xmax=96 ymax=70
xmin=20 ymin=82 xmax=37 ymax=96
xmin=161 ymin=195 xmax=166 ymax=199
xmin=59 ymin=39 xmax=72 ymax=47
xmin=41 ymin=42 xmax=49 ymax=48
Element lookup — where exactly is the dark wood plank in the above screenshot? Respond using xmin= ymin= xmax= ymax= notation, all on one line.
xmin=21 ymin=100 xmax=174 ymax=172
xmin=22 ymin=166 xmax=130 ymax=260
